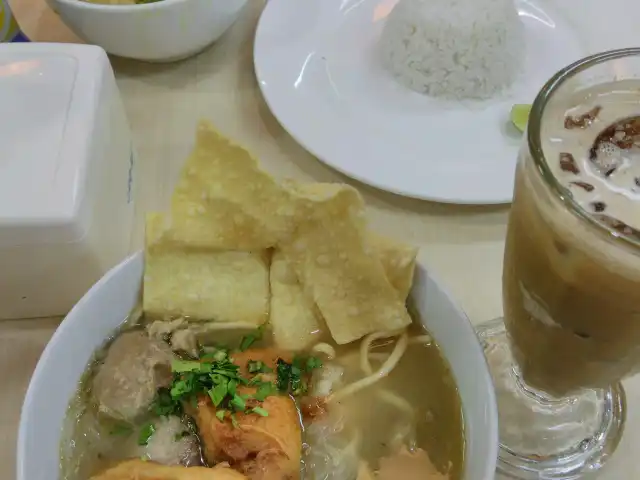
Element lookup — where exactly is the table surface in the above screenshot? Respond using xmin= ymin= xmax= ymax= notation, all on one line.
xmin=4 ymin=1 xmax=640 ymax=479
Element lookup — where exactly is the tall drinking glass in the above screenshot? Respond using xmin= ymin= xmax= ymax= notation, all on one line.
xmin=477 ymin=48 xmax=640 ymax=478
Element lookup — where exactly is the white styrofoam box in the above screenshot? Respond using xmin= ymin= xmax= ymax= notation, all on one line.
xmin=0 ymin=43 xmax=136 ymax=320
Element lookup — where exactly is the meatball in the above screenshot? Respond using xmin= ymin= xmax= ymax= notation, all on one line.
xmin=93 ymin=331 xmax=174 ymax=421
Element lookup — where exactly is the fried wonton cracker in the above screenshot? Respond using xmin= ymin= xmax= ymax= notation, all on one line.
xmin=167 ymin=121 xmax=298 ymax=250
xmin=280 ymin=183 xmax=411 ymax=344
xmin=368 ymin=233 xmax=418 ymax=301
xmin=269 ymin=237 xmax=416 ymax=350
xmin=143 ymin=213 xmax=269 ymax=324
xmin=269 ymin=250 xmax=323 ymax=351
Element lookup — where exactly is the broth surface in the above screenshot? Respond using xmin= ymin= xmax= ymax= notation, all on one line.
xmin=60 ymin=314 xmax=464 ymax=480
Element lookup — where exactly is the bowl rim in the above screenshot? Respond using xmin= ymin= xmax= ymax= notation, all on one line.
xmin=49 ymin=0 xmax=188 ymax=11
xmin=17 ymin=250 xmax=498 ymax=480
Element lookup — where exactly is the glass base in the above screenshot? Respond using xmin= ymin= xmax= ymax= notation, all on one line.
xmin=476 ymin=318 xmax=626 ymax=479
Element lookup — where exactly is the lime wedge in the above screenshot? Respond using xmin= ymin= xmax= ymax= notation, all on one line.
xmin=510 ymin=104 xmax=532 ymax=133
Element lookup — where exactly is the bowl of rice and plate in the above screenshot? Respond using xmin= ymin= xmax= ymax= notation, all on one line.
xmin=254 ymin=0 xmax=589 ymax=204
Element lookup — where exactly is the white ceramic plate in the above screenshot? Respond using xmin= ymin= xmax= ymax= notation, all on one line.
xmin=18 ymin=252 xmax=498 ymax=480
xmin=254 ymin=0 xmax=586 ymax=204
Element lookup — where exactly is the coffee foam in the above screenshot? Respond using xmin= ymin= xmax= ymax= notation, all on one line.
xmin=543 ymin=80 xmax=640 ymax=233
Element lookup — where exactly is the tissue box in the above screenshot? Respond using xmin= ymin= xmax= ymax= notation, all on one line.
xmin=0 ymin=44 xmax=136 ymax=319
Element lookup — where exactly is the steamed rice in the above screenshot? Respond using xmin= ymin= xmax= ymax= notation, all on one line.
xmin=379 ymin=0 xmax=525 ymax=100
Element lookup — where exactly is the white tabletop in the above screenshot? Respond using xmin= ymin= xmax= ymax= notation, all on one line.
xmin=3 ymin=1 xmax=639 ymax=478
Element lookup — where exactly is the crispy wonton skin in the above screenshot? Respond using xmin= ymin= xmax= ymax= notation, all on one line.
xmin=193 ymin=349 xmax=302 ymax=480
xmin=89 ymin=459 xmax=248 ymax=480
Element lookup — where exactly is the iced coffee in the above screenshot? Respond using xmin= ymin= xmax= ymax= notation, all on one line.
xmin=504 ymin=80 xmax=640 ymax=397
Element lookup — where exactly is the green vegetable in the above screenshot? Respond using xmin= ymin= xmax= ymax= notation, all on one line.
xmin=138 ymin=423 xmax=156 ymax=446
xmin=152 ymin=388 xmax=182 ymax=417
xmin=276 ymin=358 xmax=291 ymax=392
xmin=209 ymin=382 xmax=228 ymax=407
xmin=153 ymin=345 xmax=283 ymax=425
xmin=239 ymin=324 xmax=266 ymax=351
xmin=231 ymin=394 xmax=246 ymax=411
xmin=306 ymin=356 xmax=323 ymax=371
xmin=254 ymin=382 xmax=277 ymax=401
xmin=275 ymin=355 xmax=322 ymax=396
xmin=171 ymin=359 xmax=212 ymax=374
xmin=215 ymin=409 xmax=227 ymax=422
xmin=247 ymin=360 xmax=273 ymax=374
xmin=510 ymin=104 xmax=532 ymax=133
xmin=252 ymin=406 xmax=269 ymax=417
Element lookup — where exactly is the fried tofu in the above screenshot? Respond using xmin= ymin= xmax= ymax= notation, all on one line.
xmin=193 ymin=349 xmax=302 ymax=480
xmin=89 ymin=459 xmax=248 ymax=480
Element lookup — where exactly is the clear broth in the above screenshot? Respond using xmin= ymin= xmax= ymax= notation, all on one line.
xmin=60 ymin=315 xmax=464 ymax=480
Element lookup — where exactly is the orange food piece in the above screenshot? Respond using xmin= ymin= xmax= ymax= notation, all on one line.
xmin=89 ymin=459 xmax=248 ymax=480
xmin=194 ymin=348 xmax=302 ymax=480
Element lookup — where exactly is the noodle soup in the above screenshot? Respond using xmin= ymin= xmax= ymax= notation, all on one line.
xmin=55 ymin=122 xmax=466 ymax=480
xmin=60 ymin=314 xmax=463 ymax=480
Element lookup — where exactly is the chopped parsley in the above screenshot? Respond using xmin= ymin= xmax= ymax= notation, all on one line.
xmin=152 ymin=354 xmax=276 ymax=425
xmin=216 ymin=409 xmax=227 ymax=422
xmin=247 ymin=360 xmax=272 ymax=374
xmin=254 ymin=381 xmax=278 ymax=401
xmin=138 ymin=423 xmax=155 ymax=446
xmin=276 ymin=355 xmax=323 ymax=396
xmin=252 ymin=406 xmax=269 ymax=417
xmin=239 ymin=324 xmax=266 ymax=351
xmin=200 ymin=347 xmax=228 ymax=363
xmin=149 ymin=329 xmax=324 ymax=429
xmin=152 ymin=387 xmax=182 ymax=417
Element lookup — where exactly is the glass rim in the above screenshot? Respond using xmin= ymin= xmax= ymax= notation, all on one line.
xmin=527 ymin=47 xmax=640 ymax=250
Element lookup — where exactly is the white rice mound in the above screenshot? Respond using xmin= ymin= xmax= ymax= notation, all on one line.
xmin=379 ymin=0 xmax=525 ymax=100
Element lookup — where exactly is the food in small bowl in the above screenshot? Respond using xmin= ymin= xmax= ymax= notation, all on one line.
xmin=47 ymin=0 xmax=248 ymax=62
xmin=17 ymin=122 xmax=498 ymax=480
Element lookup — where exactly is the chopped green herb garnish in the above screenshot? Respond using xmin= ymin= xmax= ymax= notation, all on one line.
xmin=231 ymin=394 xmax=246 ymax=411
xmin=247 ymin=360 xmax=273 ymax=374
xmin=276 ymin=355 xmax=322 ymax=396
xmin=254 ymin=382 xmax=277 ymax=401
xmin=152 ymin=388 xmax=182 ymax=416
xmin=172 ymin=359 xmax=212 ymax=374
xmin=231 ymin=413 xmax=239 ymax=428
xmin=209 ymin=382 xmax=228 ymax=407
xmin=276 ymin=358 xmax=291 ymax=392
xmin=306 ymin=356 xmax=323 ymax=371
xmin=239 ymin=324 xmax=266 ymax=351
xmin=216 ymin=409 xmax=227 ymax=422
xmin=200 ymin=345 xmax=229 ymax=362
xmin=138 ymin=423 xmax=156 ymax=446
xmin=252 ymin=406 xmax=269 ymax=417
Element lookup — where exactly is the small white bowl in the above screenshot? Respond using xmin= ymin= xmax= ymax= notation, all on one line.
xmin=47 ymin=0 xmax=248 ymax=62
xmin=17 ymin=251 xmax=498 ymax=479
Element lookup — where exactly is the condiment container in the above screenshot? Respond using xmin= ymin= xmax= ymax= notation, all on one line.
xmin=0 ymin=43 xmax=136 ymax=319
